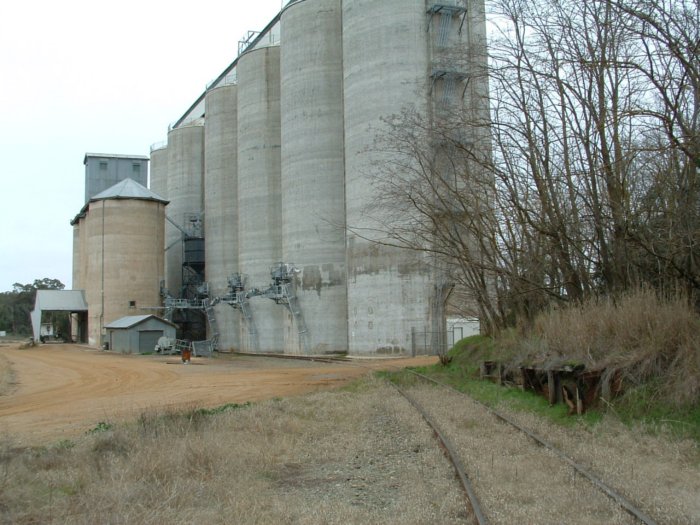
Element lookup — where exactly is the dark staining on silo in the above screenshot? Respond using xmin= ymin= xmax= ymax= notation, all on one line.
xmin=323 ymin=263 xmax=345 ymax=286
xmin=302 ymin=265 xmax=323 ymax=295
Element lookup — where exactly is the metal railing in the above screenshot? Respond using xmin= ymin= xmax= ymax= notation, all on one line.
xmin=150 ymin=141 xmax=167 ymax=152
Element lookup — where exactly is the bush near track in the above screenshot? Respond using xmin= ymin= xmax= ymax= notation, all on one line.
xmin=411 ymin=290 xmax=700 ymax=441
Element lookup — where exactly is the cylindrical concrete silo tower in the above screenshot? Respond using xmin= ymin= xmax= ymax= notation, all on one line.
xmin=166 ymin=122 xmax=204 ymax=298
xmin=280 ymin=0 xmax=347 ymax=354
xmin=149 ymin=143 xmax=168 ymax=299
xmin=204 ymin=82 xmax=240 ymax=352
xmin=342 ymin=0 xmax=436 ymax=355
xmin=237 ymin=45 xmax=283 ymax=353
xmin=84 ymin=179 xmax=167 ymax=346
xmin=69 ymin=212 xmax=89 ymax=343
xmin=71 ymin=220 xmax=82 ymax=290
xmin=149 ymin=144 xmax=168 ymax=199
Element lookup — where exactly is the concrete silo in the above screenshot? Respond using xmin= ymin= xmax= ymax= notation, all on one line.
xmin=204 ymin=82 xmax=240 ymax=351
xmin=280 ymin=0 xmax=347 ymax=354
xmin=165 ymin=121 xmax=205 ymax=298
xmin=83 ymin=179 xmax=167 ymax=346
xmin=342 ymin=0 xmax=436 ymax=355
xmin=71 ymin=220 xmax=82 ymax=290
xmin=237 ymin=45 xmax=283 ymax=353
xmin=149 ymin=144 xmax=168 ymax=199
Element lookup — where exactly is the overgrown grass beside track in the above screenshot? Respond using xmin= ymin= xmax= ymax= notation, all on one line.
xmin=385 ymin=291 xmax=700 ymax=442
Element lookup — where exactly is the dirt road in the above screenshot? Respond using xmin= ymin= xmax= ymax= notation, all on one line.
xmin=0 ymin=343 xmax=436 ymax=445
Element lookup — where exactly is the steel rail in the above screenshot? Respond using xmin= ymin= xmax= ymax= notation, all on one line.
xmin=400 ymin=368 xmax=658 ymax=525
xmin=391 ymin=383 xmax=489 ymax=525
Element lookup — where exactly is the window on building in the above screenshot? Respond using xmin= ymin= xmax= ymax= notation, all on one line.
xmin=128 ymin=300 xmax=136 ymax=308
xmin=132 ymin=163 xmax=141 ymax=174
xmin=99 ymin=161 xmax=108 ymax=171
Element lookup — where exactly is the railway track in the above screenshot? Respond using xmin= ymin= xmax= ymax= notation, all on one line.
xmin=250 ymin=353 xmax=660 ymax=524
xmin=393 ymin=367 xmax=658 ymax=525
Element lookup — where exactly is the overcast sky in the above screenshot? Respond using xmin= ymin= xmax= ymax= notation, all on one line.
xmin=0 ymin=0 xmax=283 ymax=292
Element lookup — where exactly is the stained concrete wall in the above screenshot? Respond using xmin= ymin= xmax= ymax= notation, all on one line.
xmin=237 ymin=45 xmax=283 ymax=353
xmin=280 ymin=0 xmax=347 ymax=354
xmin=204 ymin=83 xmax=240 ymax=351
xmin=342 ymin=0 xmax=436 ymax=355
xmin=148 ymin=0 xmax=490 ymax=356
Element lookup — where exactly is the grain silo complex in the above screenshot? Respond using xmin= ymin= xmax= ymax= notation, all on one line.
xmin=75 ymin=0 xmax=488 ymax=355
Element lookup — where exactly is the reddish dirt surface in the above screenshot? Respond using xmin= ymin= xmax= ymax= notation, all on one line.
xmin=0 ymin=343 xmax=437 ymax=445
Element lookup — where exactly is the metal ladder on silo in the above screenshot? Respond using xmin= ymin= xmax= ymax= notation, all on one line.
xmin=281 ymin=283 xmax=310 ymax=354
xmin=427 ymin=4 xmax=468 ymax=48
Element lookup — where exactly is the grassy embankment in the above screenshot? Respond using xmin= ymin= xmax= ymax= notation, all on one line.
xmin=386 ymin=290 xmax=700 ymax=442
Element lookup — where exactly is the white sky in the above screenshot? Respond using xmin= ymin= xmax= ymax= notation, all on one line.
xmin=0 ymin=0 xmax=283 ymax=292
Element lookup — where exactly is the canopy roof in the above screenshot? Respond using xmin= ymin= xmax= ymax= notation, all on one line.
xmin=30 ymin=290 xmax=87 ymax=341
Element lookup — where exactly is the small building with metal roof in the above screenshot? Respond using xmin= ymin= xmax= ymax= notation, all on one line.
xmin=104 ymin=315 xmax=176 ymax=354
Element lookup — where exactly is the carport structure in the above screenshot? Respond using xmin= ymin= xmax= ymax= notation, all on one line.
xmin=30 ymin=290 xmax=88 ymax=343
xmin=104 ymin=315 xmax=177 ymax=354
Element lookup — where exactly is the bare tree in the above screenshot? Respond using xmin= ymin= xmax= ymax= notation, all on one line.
xmin=365 ymin=0 xmax=700 ymax=333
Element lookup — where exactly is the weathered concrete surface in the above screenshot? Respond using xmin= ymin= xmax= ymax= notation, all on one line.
xmin=237 ymin=46 xmax=284 ymax=353
xmin=342 ymin=0 xmax=436 ymax=355
xmin=166 ymin=123 xmax=204 ymax=297
xmin=281 ymin=0 xmax=347 ymax=354
xmin=205 ymin=84 xmax=240 ymax=352
xmin=85 ymin=199 xmax=165 ymax=346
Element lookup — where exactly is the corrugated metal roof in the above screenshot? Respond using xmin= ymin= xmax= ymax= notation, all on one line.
xmin=90 ymin=178 xmax=168 ymax=204
xmin=105 ymin=315 xmax=176 ymax=329
xmin=71 ymin=178 xmax=169 ymax=224
xmin=34 ymin=290 xmax=87 ymax=311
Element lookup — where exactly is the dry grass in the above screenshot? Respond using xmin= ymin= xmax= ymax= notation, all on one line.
xmin=508 ymin=289 xmax=700 ymax=405
xmin=0 ymin=377 xmax=468 ymax=525
xmin=406 ymin=383 xmax=700 ymax=524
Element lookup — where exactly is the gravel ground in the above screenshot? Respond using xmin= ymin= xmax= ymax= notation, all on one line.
xmin=405 ymin=384 xmax=663 ymax=524
xmin=257 ymin=378 xmax=471 ymax=524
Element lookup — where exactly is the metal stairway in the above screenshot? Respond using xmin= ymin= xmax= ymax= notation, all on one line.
xmin=280 ymin=282 xmax=310 ymax=354
xmin=220 ymin=274 xmax=259 ymax=351
xmin=238 ymin=294 xmax=259 ymax=351
xmin=202 ymin=298 xmax=219 ymax=353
